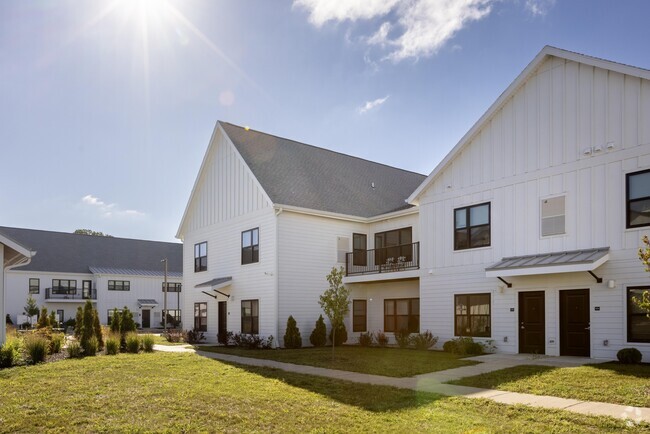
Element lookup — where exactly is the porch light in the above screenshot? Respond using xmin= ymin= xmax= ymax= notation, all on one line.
xmin=607 ymin=280 xmax=616 ymax=289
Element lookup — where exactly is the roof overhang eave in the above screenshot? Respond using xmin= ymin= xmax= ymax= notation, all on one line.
xmin=485 ymin=252 xmax=610 ymax=278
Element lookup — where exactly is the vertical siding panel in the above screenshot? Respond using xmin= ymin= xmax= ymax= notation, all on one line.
xmin=501 ymin=101 xmax=514 ymax=179
xmin=623 ymin=75 xmax=640 ymax=148
xmin=514 ymin=182 xmax=526 ymax=254
xmin=564 ymin=61 xmax=579 ymax=163
xmin=606 ymin=160 xmax=623 ymax=250
xmin=591 ymin=164 xmax=606 ymax=246
xmin=538 ymin=67 xmax=551 ymax=170
xmin=578 ymin=64 xmax=593 ymax=157
xmin=514 ymin=91 xmax=526 ymax=175
xmin=564 ymin=170 xmax=577 ymax=250
xmin=525 ymin=180 xmax=538 ymax=254
xmin=551 ymin=58 xmax=565 ymax=167
xmin=484 ymin=121 xmax=494 ymax=183
xmin=577 ymin=168 xmax=591 ymax=248
xmin=593 ymin=67 xmax=608 ymax=148
xmin=641 ymin=79 xmax=650 ymax=145
xmin=608 ymin=71 xmax=624 ymax=149
xmin=525 ymin=77 xmax=538 ymax=173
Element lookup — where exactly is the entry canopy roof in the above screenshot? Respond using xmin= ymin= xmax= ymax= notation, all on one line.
xmin=485 ymin=247 xmax=610 ymax=278
xmin=137 ymin=299 xmax=159 ymax=308
xmin=195 ymin=276 xmax=232 ymax=290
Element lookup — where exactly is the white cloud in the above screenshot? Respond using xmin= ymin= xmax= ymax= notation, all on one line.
xmin=293 ymin=0 xmax=400 ymax=27
xmin=294 ymin=0 xmax=495 ymax=61
xmin=525 ymin=0 xmax=556 ymax=16
xmin=81 ymin=194 xmax=145 ymax=218
xmin=358 ymin=95 xmax=389 ymax=114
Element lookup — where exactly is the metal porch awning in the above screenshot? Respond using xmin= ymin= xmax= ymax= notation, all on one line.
xmin=137 ymin=299 xmax=159 ymax=308
xmin=485 ymin=247 xmax=610 ymax=280
xmin=195 ymin=276 xmax=232 ymax=298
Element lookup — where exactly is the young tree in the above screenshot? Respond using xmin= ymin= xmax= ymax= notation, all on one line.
xmin=36 ymin=306 xmax=49 ymax=329
xmin=283 ymin=316 xmax=302 ymax=349
xmin=633 ymin=235 xmax=650 ymax=312
xmin=24 ymin=295 xmax=39 ymax=326
xmin=80 ymin=300 xmax=96 ymax=354
xmin=93 ymin=309 xmax=104 ymax=350
xmin=309 ymin=315 xmax=327 ymax=347
xmin=49 ymin=311 xmax=57 ymax=328
xmin=109 ymin=308 xmax=122 ymax=334
xmin=120 ymin=307 xmax=136 ymax=334
xmin=74 ymin=306 xmax=84 ymax=339
xmin=318 ymin=266 xmax=350 ymax=351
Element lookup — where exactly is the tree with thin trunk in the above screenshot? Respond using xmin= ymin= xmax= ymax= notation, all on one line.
xmin=318 ymin=266 xmax=350 ymax=353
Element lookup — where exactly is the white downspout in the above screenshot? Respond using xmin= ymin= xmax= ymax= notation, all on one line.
xmin=274 ymin=207 xmax=283 ymax=348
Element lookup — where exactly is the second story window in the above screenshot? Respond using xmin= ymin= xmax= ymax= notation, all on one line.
xmin=242 ymin=228 xmax=259 ymax=265
xmin=108 ymin=280 xmax=130 ymax=291
xmin=352 ymin=233 xmax=367 ymax=266
xmin=194 ymin=241 xmax=207 ymax=272
xmin=52 ymin=279 xmax=77 ymax=294
xmin=541 ymin=196 xmax=566 ymax=237
xmin=627 ymin=169 xmax=650 ymax=228
xmin=29 ymin=278 xmax=40 ymax=294
xmin=454 ymin=203 xmax=490 ymax=250
xmin=162 ymin=282 xmax=182 ymax=292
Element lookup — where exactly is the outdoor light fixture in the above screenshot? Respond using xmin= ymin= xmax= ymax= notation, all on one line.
xmin=607 ymin=280 xmax=616 ymax=289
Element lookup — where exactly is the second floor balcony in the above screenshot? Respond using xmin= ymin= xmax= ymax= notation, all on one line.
xmin=345 ymin=242 xmax=420 ymax=277
xmin=45 ymin=287 xmax=97 ymax=301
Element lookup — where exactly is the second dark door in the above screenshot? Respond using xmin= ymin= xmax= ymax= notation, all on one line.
xmin=560 ymin=289 xmax=590 ymax=357
xmin=141 ymin=309 xmax=150 ymax=328
xmin=519 ymin=291 xmax=545 ymax=354
xmin=218 ymin=301 xmax=228 ymax=344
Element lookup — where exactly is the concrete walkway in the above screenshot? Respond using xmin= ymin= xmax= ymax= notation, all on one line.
xmin=153 ymin=344 xmax=195 ymax=353
xmin=194 ymin=349 xmax=650 ymax=424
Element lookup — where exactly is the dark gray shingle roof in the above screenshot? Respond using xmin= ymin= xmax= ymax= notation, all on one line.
xmin=0 ymin=227 xmax=182 ymax=275
xmin=221 ymin=122 xmax=426 ymax=218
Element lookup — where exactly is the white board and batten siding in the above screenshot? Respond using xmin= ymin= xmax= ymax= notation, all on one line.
xmin=277 ymin=211 xmax=419 ymax=346
xmin=417 ymin=55 xmax=650 ymax=359
xmin=179 ymin=127 xmax=278 ymax=343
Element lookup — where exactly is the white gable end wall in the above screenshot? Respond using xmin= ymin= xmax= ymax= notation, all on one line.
xmin=180 ymin=127 xmax=277 ymax=342
xmin=418 ymin=54 xmax=650 ymax=359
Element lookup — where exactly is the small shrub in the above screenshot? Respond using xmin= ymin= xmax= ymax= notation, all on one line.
xmin=0 ymin=341 xmax=20 ymax=368
xmin=185 ymin=329 xmax=206 ymax=345
xmin=442 ymin=337 xmax=484 ymax=355
xmin=412 ymin=331 xmax=438 ymax=351
xmin=164 ymin=329 xmax=184 ymax=343
xmin=50 ymin=333 xmax=65 ymax=354
xmin=49 ymin=311 xmax=58 ymax=328
xmin=93 ymin=310 xmax=104 ymax=350
xmin=617 ymin=347 xmax=642 ymax=364
xmin=67 ymin=341 xmax=83 ymax=358
xmin=36 ymin=307 xmax=50 ymax=329
xmin=74 ymin=307 xmax=83 ymax=339
xmin=24 ymin=335 xmax=49 ymax=364
xmin=328 ymin=322 xmax=347 ymax=346
xmin=218 ymin=331 xmax=233 ymax=346
xmin=6 ymin=313 xmax=13 ymax=325
xmin=125 ymin=332 xmax=141 ymax=353
xmin=83 ymin=336 xmax=98 ymax=356
xmin=105 ymin=334 xmax=120 ymax=355
xmin=310 ymin=315 xmax=327 ymax=347
xmin=376 ymin=331 xmax=389 ymax=347
xmin=142 ymin=335 xmax=155 ymax=353
xmin=121 ymin=308 xmax=137 ymax=334
xmin=283 ymin=316 xmax=302 ymax=349
xmin=229 ymin=333 xmax=274 ymax=349
xmin=395 ymin=329 xmax=412 ymax=349
xmin=109 ymin=308 xmax=122 ymax=334
xmin=63 ymin=317 xmax=76 ymax=330
xmin=358 ymin=332 xmax=373 ymax=347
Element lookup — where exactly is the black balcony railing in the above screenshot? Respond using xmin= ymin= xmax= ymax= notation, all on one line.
xmin=345 ymin=242 xmax=420 ymax=276
xmin=45 ymin=287 xmax=97 ymax=301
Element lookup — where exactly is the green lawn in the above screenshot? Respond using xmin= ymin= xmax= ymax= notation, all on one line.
xmin=450 ymin=362 xmax=650 ymax=407
xmin=198 ymin=345 xmax=479 ymax=377
xmin=143 ymin=333 xmax=189 ymax=346
xmin=0 ymin=353 xmax=643 ymax=433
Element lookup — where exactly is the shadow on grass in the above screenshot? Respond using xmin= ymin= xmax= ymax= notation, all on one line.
xmin=206 ymin=357 xmax=446 ymax=413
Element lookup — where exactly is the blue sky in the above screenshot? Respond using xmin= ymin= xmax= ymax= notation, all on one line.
xmin=2 ymin=0 xmax=650 ymax=242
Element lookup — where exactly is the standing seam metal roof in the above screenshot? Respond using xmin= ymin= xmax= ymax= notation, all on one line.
xmin=221 ymin=122 xmax=426 ymax=218
xmin=486 ymin=247 xmax=610 ymax=271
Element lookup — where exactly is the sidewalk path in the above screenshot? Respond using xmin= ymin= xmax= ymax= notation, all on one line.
xmin=195 ymin=350 xmax=650 ymax=424
xmin=153 ymin=344 xmax=195 ymax=353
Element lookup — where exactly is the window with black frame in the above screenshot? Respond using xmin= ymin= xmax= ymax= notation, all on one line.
xmin=353 ymin=300 xmax=367 ymax=332
xmin=108 ymin=280 xmax=130 ymax=291
xmin=29 ymin=278 xmax=40 ymax=294
xmin=627 ymin=169 xmax=650 ymax=228
xmin=241 ymin=228 xmax=259 ymax=265
xmin=627 ymin=287 xmax=650 ymax=342
xmin=52 ymin=279 xmax=77 ymax=294
xmin=194 ymin=302 xmax=207 ymax=331
xmin=162 ymin=282 xmax=182 ymax=292
xmin=194 ymin=242 xmax=207 ymax=272
xmin=454 ymin=294 xmax=491 ymax=337
xmin=241 ymin=299 xmax=259 ymax=334
xmin=374 ymin=227 xmax=412 ymax=265
xmin=384 ymin=298 xmax=419 ymax=333
xmin=454 ymin=203 xmax=491 ymax=250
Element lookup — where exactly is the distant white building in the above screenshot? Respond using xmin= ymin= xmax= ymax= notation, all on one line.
xmin=176 ymin=122 xmax=425 ymax=345
xmin=0 ymin=227 xmax=183 ymax=329
xmin=409 ymin=46 xmax=650 ymax=360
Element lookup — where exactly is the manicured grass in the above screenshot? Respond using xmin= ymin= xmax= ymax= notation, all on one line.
xmin=450 ymin=362 xmax=650 ymax=407
xmin=198 ymin=345 xmax=476 ymax=377
xmin=145 ymin=333 xmax=189 ymax=346
xmin=0 ymin=352 xmax=643 ymax=432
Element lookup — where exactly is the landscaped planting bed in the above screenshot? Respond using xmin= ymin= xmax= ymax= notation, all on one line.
xmin=0 ymin=352 xmax=644 ymax=433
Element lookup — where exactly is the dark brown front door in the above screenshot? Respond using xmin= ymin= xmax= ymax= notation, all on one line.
xmin=142 ymin=309 xmax=150 ymax=328
xmin=560 ymin=289 xmax=590 ymax=357
xmin=519 ymin=291 xmax=545 ymax=354
xmin=218 ymin=301 xmax=228 ymax=344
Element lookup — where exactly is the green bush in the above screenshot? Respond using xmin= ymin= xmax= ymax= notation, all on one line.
xmin=283 ymin=316 xmax=302 ymax=349
xmin=442 ymin=337 xmax=484 ymax=355
xmin=109 ymin=308 xmax=122 ymax=334
xmin=125 ymin=332 xmax=141 ymax=353
xmin=105 ymin=334 xmax=120 ymax=355
xmin=50 ymin=333 xmax=64 ymax=354
xmin=229 ymin=333 xmax=274 ymax=349
xmin=310 ymin=315 xmax=327 ymax=347
xmin=83 ymin=336 xmax=98 ymax=356
xmin=185 ymin=329 xmax=206 ymax=344
xmin=412 ymin=331 xmax=438 ymax=351
xmin=93 ymin=310 xmax=104 ymax=350
xmin=328 ymin=322 xmax=347 ymax=346
xmin=0 ymin=341 xmax=20 ymax=368
xmin=67 ymin=341 xmax=83 ymax=358
xmin=376 ymin=331 xmax=389 ymax=347
xmin=74 ymin=307 xmax=83 ymax=339
xmin=121 ymin=308 xmax=137 ymax=334
xmin=36 ymin=307 xmax=50 ymax=329
xmin=142 ymin=335 xmax=155 ymax=353
xmin=358 ymin=332 xmax=373 ymax=347
xmin=395 ymin=329 xmax=412 ymax=349
xmin=164 ymin=329 xmax=184 ymax=343
xmin=24 ymin=335 xmax=49 ymax=364
xmin=617 ymin=347 xmax=642 ymax=364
